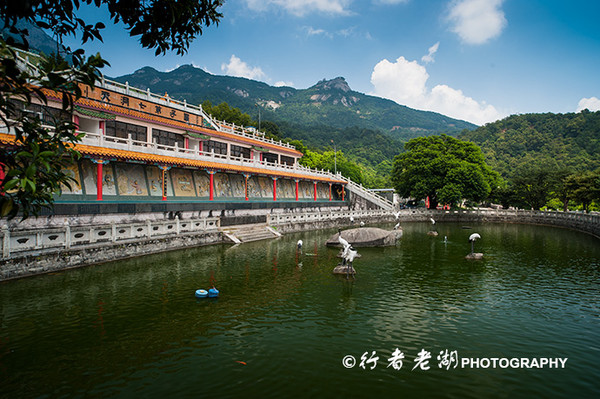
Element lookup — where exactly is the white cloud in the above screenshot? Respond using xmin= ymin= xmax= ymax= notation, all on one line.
xmin=421 ymin=42 xmax=440 ymax=64
xmin=577 ymin=97 xmax=600 ymax=112
xmin=221 ymin=55 xmax=266 ymax=80
xmin=448 ymin=0 xmax=507 ymax=45
xmin=164 ymin=64 xmax=180 ymax=73
xmin=303 ymin=25 xmax=365 ymax=40
xmin=274 ymin=81 xmax=295 ymax=87
xmin=373 ymin=0 xmax=410 ymax=4
xmin=244 ymin=0 xmax=352 ymax=16
xmin=305 ymin=26 xmax=333 ymax=38
xmin=370 ymin=56 xmax=502 ymax=125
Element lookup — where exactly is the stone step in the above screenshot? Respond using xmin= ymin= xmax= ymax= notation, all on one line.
xmin=221 ymin=224 xmax=280 ymax=243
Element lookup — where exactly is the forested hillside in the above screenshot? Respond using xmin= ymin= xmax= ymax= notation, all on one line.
xmin=114 ymin=65 xmax=476 ymax=141
xmin=459 ymin=110 xmax=600 ymax=179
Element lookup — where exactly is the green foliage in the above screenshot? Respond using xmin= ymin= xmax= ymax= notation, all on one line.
xmin=566 ymin=172 xmax=600 ymax=212
xmin=201 ymin=100 xmax=254 ymax=127
xmin=460 ymin=111 xmax=600 ymax=210
xmin=296 ymin=147 xmax=365 ymax=185
xmin=2 ymin=0 xmax=224 ymax=56
xmin=511 ymin=163 xmax=557 ymax=210
xmin=0 ymin=41 xmax=107 ymax=219
xmin=459 ymin=111 xmax=600 ymax=180
xmin=391 ymin=135 xmax=500 ymax=208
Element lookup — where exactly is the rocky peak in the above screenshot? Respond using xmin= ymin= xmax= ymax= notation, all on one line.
xmin=312 ymin=77 xmax=352 ymax=93
xmin=309 ymin=77 xmax=359 ymax=107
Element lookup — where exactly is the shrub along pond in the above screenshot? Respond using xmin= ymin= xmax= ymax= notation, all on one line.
xmin=0 ymin=222 xmax=598 ymax=398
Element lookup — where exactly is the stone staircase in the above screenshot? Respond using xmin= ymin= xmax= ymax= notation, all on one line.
xmin=220 ymin=223 xmax=282 ymax=244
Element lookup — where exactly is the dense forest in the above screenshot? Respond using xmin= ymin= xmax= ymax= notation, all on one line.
xmin=459 ymin=110 xmax=600 ymax=179
xmin=458 ymin=110 xmax=600 ymax=211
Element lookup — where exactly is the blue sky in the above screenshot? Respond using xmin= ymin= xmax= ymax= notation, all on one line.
xmin=65 ymin=0 xmax=600 ymax=125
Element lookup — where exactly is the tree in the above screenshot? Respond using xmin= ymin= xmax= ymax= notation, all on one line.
xmin=567 ymin=171 xmax=600 ymax=212
xmin=0 ymin=0 xmax=224 ymax=219
xmin=511 ymin=164 xmax=557 ymax=210
xmin=391 ymin=135 xmax=499 ymax=209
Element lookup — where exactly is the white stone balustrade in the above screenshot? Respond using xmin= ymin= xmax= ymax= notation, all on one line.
xmin=1 ymin=216 xmax=220 ymax=259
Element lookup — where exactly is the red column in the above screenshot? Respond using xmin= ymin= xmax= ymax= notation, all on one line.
xmin=329 ymin=183 xmax=332 ymax=201
xmin=96 ymin=160 xmax=103 ymax=201
xmin=99 ymin=121 xmax=105 ymax=135
xmin=342 ymin=186 xmax=346 ymax=201
xmin=208 ymin=171 xmax=215 ymax=201
xmin=199 ymin=141 xmax=203 ymax=153
xmin=161 ymin=166 xmax=168 ymax=201
xmin=295 ymin=180 xmax=299 ymax=201
xmin=73 ymin=115 xmax=80 ymax=137
xmin=185 ymin=137 xmax=189 ymax=149
xmin=313 ymin=182 xmax=317 ymax=201
xmin=273 ymin=178 xmax=277 ymax=201
xmin=0 ymin=163 xmax=6 ymax=195
xmin=244 ymin=175 xmax=249 ymax=201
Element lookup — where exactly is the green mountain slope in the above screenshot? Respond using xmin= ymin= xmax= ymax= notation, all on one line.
xmin=459 ymin=110 xmax=600 ymax=179
xmin=113 ymin=65 xmax=476 ymax=141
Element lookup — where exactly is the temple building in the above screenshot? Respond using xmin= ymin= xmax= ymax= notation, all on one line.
xmin=1 ymin=54 xmax=349 ymax=211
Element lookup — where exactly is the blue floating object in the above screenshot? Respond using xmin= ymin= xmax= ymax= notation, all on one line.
xmin=195 ymin=289 xmax=208 ymax=298
xmin=208 ymin=287 xmax=219 ymax=298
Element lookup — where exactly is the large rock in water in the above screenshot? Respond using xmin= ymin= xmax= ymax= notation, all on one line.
xmin=326 ymin=227 xmax=402 ymax=247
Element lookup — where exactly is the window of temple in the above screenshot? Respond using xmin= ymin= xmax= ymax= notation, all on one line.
xmin=230 ymin=144 xmax=251 ymax=159
xmin=280 ymin=155 xmax=294 ymax=166
xmin=151 ymin=128 xmax=185 ymax=147
xmin=106 ymin=121 xmax=147 ymax=142
xmin=8 ymin=99 xmax=71 ymax=125
xmin=206 ymin=140 xmax=227 ymax=155
xmin=263 ymin=153 xmax=278 ymax=164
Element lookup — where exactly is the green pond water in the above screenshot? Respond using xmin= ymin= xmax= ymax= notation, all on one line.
xmin=0 ymin=222 xmax=598 ymax=398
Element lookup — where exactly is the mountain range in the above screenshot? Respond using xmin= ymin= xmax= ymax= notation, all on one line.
xmin=113 ymin=65 xmax=476 ymax=143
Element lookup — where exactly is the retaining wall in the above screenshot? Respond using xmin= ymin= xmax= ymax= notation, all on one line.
xmin=2 ymin=208 xmax=598 ymax=281
xmin=395 ymin=208 xmax=600 ymax=238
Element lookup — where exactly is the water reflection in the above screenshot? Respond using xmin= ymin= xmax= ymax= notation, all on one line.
xmin=0 ymin=223 xmax=598 ymax=398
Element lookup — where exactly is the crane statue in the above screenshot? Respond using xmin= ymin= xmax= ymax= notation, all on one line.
xmin=466 ymin=233 xmax=483 ymax=259
xmin=334 ymin=229 xmax=359 ymax=279
xmin=427 ymin=217 xmax=438 ymax=237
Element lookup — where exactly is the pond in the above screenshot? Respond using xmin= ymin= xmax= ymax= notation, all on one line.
xmin=0 ymin=222 xmax=598 ymax=398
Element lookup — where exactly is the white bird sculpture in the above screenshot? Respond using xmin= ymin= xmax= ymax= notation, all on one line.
xmin=297 ymin=239 xmax=303 ymax=250
xmin=338 ymin=229 xmax=350 ymax=249
xmin=345 ymin=247 xmax=358 ymax=264
xmin=336 ymin=229 xmax=359 ymax=279
xmin=393 ymin=222 xmax=400 ymax=230
xmin=350 ymin=216 xmax=355 ymax=223
xmin=430 ymin=217 xmax=436 ymax=225
xmin=469 ymin=233 xmax=481 ymax=241
xmin=468 ymin=233 xmax=481 ymax=254
xmin=360 ymin=221 xmax=365 ymax=227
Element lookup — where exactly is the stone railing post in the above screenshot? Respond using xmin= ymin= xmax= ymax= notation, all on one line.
xmin=64 ymin=221 xmax=71 ymax=249
xmin=176 ymin=215 xmax=180 ymax=235
xmin=2 ymin=225 xmax=9 ymax=259
xmin=111 ymin=222 xmax=117 ymax=243
xmin=147 ymin=220 xmax=152 ymax=238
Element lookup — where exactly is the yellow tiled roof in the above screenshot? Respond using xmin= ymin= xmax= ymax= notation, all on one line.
xmin=0 ymin=133 xmax=345 ymax=184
